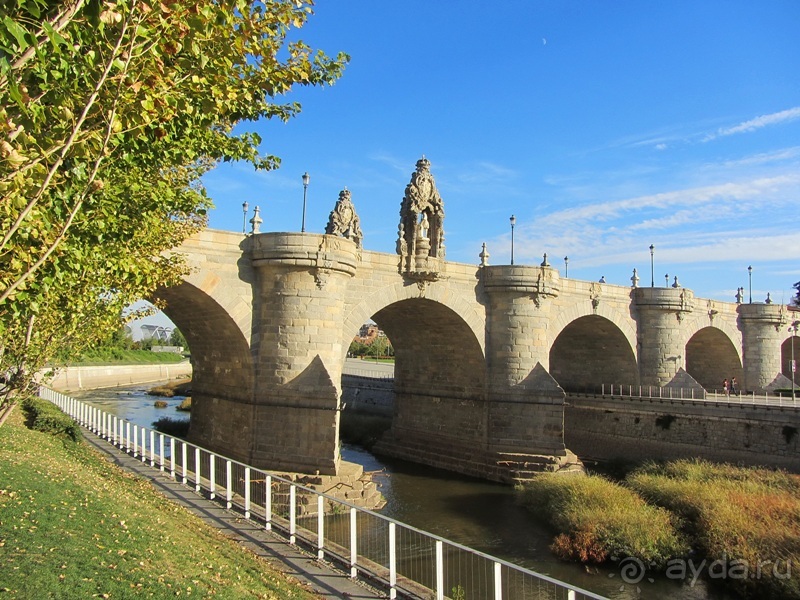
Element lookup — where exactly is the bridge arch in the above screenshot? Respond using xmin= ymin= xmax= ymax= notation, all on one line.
xmin=549 ymin=314 xmax=638 ymax=390
xmin=342 ymin=279 xmax=486 ymax=359
xmin=153 ymin=281 xmax=255 ymax=454
xmin=684 ymin=325 xmax=743 ymax=391
xmin=549 ymin=301 xmax=637 ymax=356
xmin=781 ymin=333 xmax=800 ymax=382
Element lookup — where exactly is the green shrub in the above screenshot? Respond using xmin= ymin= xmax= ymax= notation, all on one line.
xmin=21 ymin=396 xmax=82 ymax=442
xmin=152 ymin=416 xmax=190 ymax=438
xmin=518 ymin=473 xmax=688 ymax=567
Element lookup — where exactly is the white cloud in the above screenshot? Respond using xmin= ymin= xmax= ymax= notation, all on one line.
xmin=708 ymin=107 xmax=800 ymax=140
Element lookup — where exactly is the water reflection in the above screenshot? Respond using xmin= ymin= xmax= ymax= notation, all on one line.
xmin=75 ymin=384 xmax=731 ymax=600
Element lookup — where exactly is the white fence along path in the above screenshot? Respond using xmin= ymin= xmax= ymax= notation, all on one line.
xmin=39 ymin=386 xmax=606 ymax=600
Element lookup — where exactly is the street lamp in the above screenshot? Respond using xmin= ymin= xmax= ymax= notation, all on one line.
xmin=665 ymin=273 xmax=669 ymax=287
xmin=791 ymin=323 xmax=798 ymax=399
xmin=241 ymin=201 xmax=249 ymax=234
xmin=748 ymin=265 xmax=753 ymax=304
xmin=301 ymin=172 xmax=310 ymax=233
xmin=510 ymin=215 xmax=516 ymax=265
xmin=649 ymin=244 xmax=655 ymax=287
xmin=564 ymin=256 xmax=569 ymax=278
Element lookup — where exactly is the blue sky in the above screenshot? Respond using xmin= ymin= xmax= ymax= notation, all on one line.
xmin=200 ymin=0 xmax=800 ymax=305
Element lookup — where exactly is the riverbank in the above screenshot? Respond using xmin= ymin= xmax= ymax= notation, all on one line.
xmin=0 ymin=401 xmax=328 ymax=599
xmin=45 ymin=362 xmax=192 ymax=392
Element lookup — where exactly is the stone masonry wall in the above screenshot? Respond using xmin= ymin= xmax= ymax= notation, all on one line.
xmin=566 ymin=395 xmax=800 ymax=472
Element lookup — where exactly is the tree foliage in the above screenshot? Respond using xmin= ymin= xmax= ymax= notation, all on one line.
xmin=0 ymin=0 xmax=347 ymax=400
xmin=792 ymin=281 xmax=800 ymax=307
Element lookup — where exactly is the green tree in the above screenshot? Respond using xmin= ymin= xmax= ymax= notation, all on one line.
xmin=169 ymin=327 xmax=187 ymax=349
xmin=0 ymin=0 xmax=347 ymax=401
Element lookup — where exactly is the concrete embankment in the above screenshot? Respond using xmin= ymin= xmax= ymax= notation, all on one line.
xmin=45 ymin=362 xmax=192 ymax=392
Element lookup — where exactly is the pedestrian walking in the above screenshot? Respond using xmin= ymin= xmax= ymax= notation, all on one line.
xmin=731 ymin=377 xmax=738 ymax=395
xmin=723 ymin=378 xmax=729 ymax=396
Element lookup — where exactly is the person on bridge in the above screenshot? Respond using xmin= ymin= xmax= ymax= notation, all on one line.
xmin=730 ymin=377 xmax=738 ymax=395
xmin=723 ymin=378 xmax=729 ymax=396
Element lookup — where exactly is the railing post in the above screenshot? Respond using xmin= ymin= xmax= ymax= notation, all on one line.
xmin=435 ymin=540 xmax=444 ymax=600
xmin=181 ymin=442 xmax=188 ymax=484
xmin=209 ymin=455 xmax=216 ymax=500
xmin=350 ymin=507 xmax=358 ymax=579
xmin=494 ymin=561 xmax=502 ymax=600
xmin=170 ymin=437 xmax=176 ymax=479
xmin=195 ymin=447 xmax=201 ymax=492
xmin=133 ymin=425 xmax=138 ymax=458
xmin=244 ymin=467 xmax=251 ymax=519
xmin=265 ymin=474 xmax=272 ymax=531
xmin=159 ymin=433 xmax=165 ymax=471
xmin=126 ymin=421 xmax=131 ymax=453
xmin=289 ymin=485 xmax=296 ymax=544
xmin=225 ymin=460 xmax=232 ymax=509
xmin=141 ymin=427 xmax=147 ymax=463
xmin=317 ymin=496 xmax=325 ymax=560
xmin=389 ymin=522 xmax=397 ymax=600
xmin=112 ymin=416 xmax=118 ymax=446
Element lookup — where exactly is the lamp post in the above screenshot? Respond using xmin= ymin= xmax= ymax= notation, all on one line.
xmin=241 ymin=201 xmax=249 ymax=234
xmin=791 ymin=322 xmax=798 ymax=400
xmin=510 ymin=215 xmax=516 ymax=265
xmin=564 ymin=256 xmax=569 ymax=278
xmin=665 ymin=273 xmax=669 ymax=287
xmin=747 ymin=265 xmax=753 ymax=304
xmin=649 ymin=244 xmax=655 ymax=287
xmin=301 ymin=172 xmax=310 ymax=233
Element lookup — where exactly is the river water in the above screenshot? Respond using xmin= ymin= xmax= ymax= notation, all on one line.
xmin=74 ymin=383 xmax=733 ymax=600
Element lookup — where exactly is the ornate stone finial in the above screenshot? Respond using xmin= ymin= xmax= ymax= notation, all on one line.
xmin=672 ymin=276 xmax=681 ymax=288
xmin=541 ymin=253 xmax=549 ymax=267
xmin=765 ymin=292 xmax=772 ymax=304
xmin=397 ymin=157 xmax=446 ymax=280
xmin=325 ymin=188 xmax=363 ymax=248
xmin=479 ymin=242 xmax=489 ymax=267
xmin=631 ymin=268 xmax=640 ymax=288
xmin=599 ymin=275 xmax=606 ymax=283
xmin=735 ymin=287 xmax=743 ymax=304
xmin=249 ymin=205 xmax=262 ymax=234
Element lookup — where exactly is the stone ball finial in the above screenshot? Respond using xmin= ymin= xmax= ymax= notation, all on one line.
xmin=672 ymin=276 xmax=681 ymax=288
xmin=631 ymin=268 xmax=640 ymax=288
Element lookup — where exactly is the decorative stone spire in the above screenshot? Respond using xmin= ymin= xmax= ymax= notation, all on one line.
xmin=479 ymin=242 xmax=489 ymax=267
xmin=325 ymin=188 xmax=363 ymax=248
xmin=631 ymin=268 xmax=640 ymax=288
xmin=397 ymin=156 xmax=446 ymax=280
xmin=249 ymin=205 xmax=262 ymax=234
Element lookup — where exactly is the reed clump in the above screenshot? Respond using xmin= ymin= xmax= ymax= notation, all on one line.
xmin=627 ymin=459 xmax=800 ymax=599
xmin=518 ymin=473 xmax=688 ymax=567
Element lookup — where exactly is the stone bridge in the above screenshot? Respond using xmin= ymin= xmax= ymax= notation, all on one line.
xmin=154 ymin=158 xmax=798 ymax=482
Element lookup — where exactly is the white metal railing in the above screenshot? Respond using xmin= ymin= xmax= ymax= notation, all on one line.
xmin=569 ymin=384 xmax=800 ymax=409
xmin=39 ymin=386 xmax=605 ymax=600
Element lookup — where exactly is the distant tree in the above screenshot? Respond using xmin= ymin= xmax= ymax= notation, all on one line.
xmin=0 ymin=1 xmax=348 ymax=400
xmin=792 ymin=281 xmax=800 ymax=307
xmin=169 ymin=328 xmax=187 ymax=349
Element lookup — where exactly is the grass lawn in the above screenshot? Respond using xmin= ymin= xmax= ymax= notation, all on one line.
xmin=0 ymin=403 xmax=317 ymax=599
xmin=68 ymin=348 xmax=187 ymax=365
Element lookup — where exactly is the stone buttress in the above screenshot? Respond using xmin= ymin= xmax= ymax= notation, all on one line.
xmin=738 ymin=303 xmax=788 ymax=392
xmin=634 ymin=287 xmax=694 ymax=387
xmin=249 ymin=232 xmax=359 ymax=474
